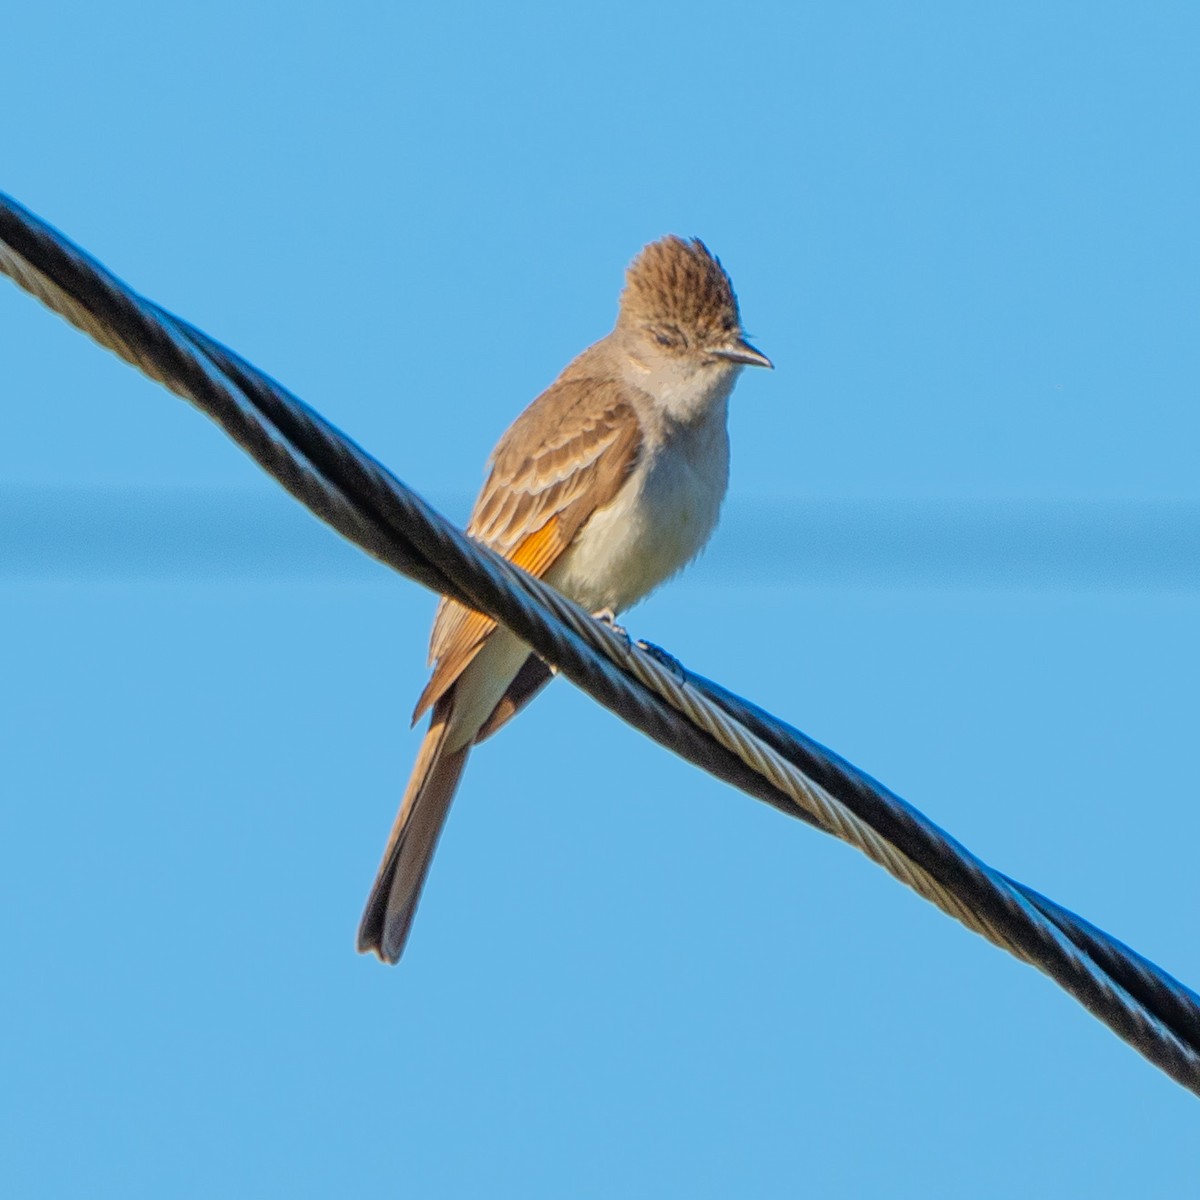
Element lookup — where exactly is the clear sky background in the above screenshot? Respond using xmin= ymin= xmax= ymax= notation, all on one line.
xmin=2 ymin=3 xmax=1198 ymax=1196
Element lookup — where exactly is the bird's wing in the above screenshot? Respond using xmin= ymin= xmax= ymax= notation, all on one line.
xmin=412 ymin=374 xmax=643 ymax=722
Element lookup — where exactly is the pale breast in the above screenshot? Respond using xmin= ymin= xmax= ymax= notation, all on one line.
xmin=547 ymin=402 xmax=730 ymax=615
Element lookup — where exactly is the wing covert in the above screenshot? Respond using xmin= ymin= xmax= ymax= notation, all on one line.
xmin=412 ymin=376 xmax=642 ymax=722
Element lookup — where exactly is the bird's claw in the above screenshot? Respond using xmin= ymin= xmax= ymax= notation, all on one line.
xmin=593 ymin=608 xmax=632 ymax=652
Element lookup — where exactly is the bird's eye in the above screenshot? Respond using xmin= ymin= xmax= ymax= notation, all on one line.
xmin=652 ymin=325 xmax=686 ymax=350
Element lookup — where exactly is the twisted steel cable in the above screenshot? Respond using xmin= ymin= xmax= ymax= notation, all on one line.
xmin=3 ymin=191 xmax=1199 ymax=1096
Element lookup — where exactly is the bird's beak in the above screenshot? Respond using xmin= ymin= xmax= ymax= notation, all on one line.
xmin=713 ymin=337 xmax=773 ymax=369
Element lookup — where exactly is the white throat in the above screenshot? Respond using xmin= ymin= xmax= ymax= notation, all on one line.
xmin=616 ymin=340 xmax=743 ymax=429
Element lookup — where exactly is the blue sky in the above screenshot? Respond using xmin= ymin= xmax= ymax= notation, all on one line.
xmin=3 ymin=3 xmax=1199 ymax=1196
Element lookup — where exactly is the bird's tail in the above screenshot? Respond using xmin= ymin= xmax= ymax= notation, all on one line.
xmin=357 ymin=698 xmax=469 ymax=964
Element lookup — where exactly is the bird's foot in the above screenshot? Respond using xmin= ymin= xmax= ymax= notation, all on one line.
xmin=592 ymin=607 xmax=631 ymax=651
xmin=635 ymin=639 xmax=689 ymax=686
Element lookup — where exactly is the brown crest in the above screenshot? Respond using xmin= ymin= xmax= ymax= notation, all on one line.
xmin=617 ymin=235 xmax=741 ymax=342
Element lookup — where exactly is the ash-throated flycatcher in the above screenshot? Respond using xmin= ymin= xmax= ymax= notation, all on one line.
xmin=358 ymin=236 xmax=771 ymax=963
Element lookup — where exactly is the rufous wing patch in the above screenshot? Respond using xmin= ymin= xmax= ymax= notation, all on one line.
xmin=411 ymin=376 xmax=643 ymax=727
xmin=412 ymin=515 xmax=565 ymax=722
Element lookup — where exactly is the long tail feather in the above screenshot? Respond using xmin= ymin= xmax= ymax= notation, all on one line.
xmin=357 ymin=698 xmax=470 ymax=963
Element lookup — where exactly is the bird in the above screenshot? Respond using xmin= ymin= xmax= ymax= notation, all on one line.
xmin=358 ymin=235 xmax=772 ymax=963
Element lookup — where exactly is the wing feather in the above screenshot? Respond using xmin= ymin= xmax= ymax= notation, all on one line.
xmin=412 ymin=373 xmax=642 ymax=723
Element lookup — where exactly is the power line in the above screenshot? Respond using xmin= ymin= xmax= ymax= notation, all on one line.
xmin=3 ymin=190 xmax=1198 ymax=1096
